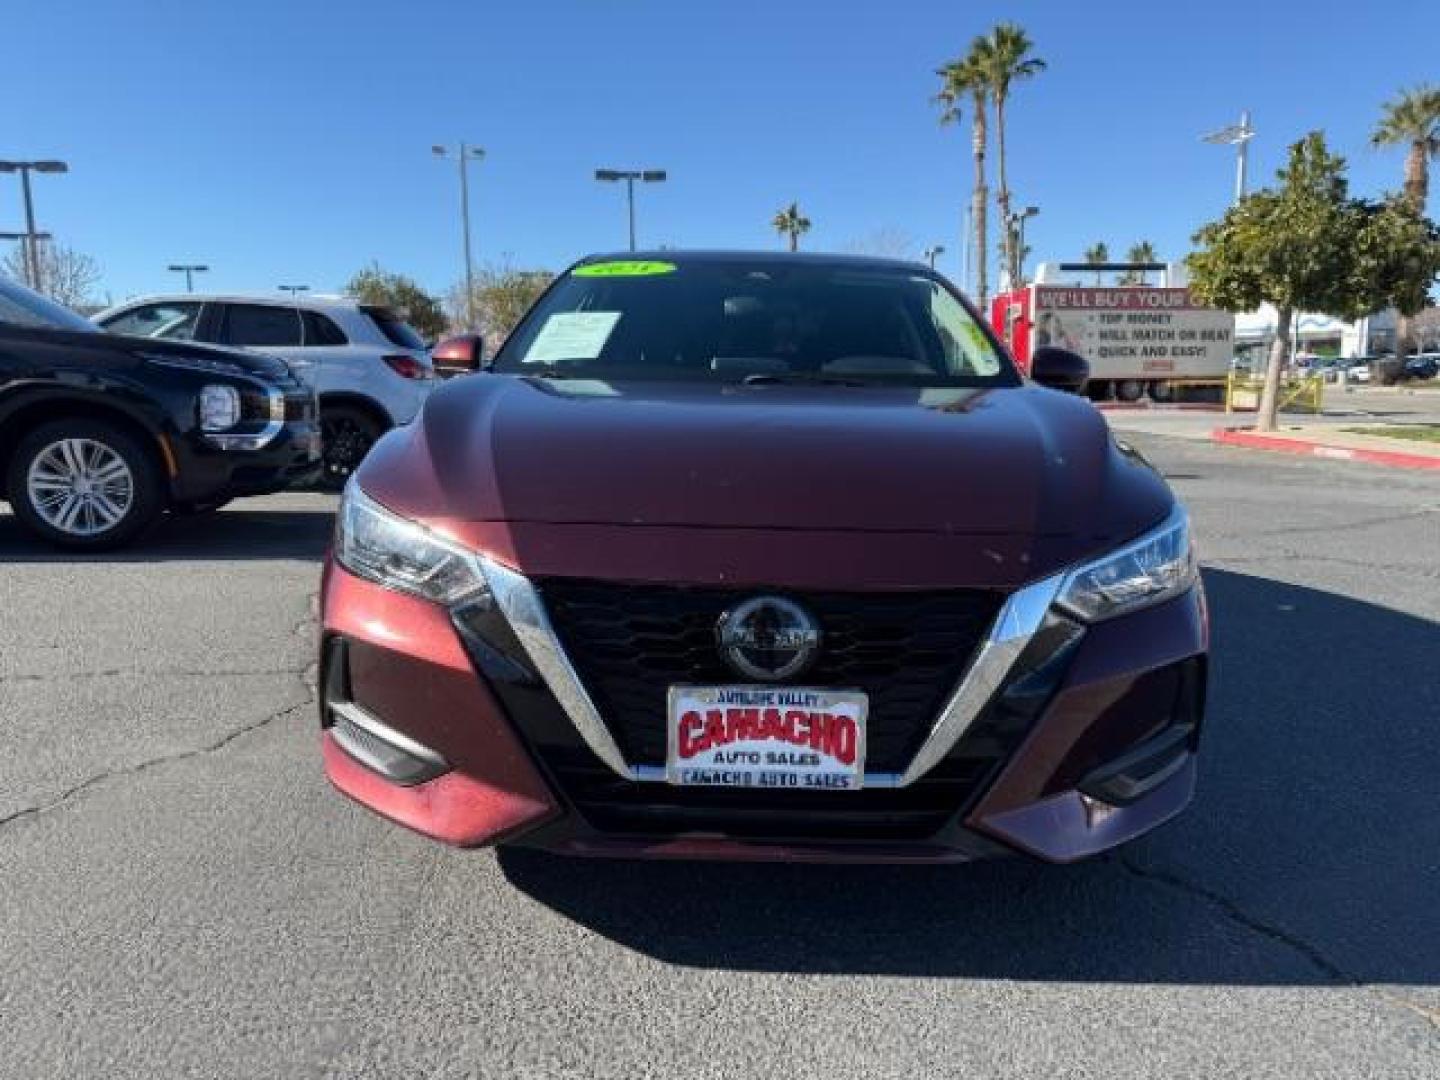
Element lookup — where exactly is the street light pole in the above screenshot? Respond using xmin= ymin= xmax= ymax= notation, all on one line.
xmin=625 ymin=176 xmax=636 ymax=252
xmin=433 ymin=143 xmax=485 ymax=329
xmin=961 ymin=204 xmax=973 ymax=296
xmin=20 ymin=168 xmax=38 ymax=290
xmin=2 ymin=229 xmax=49 ymax=292
xmin=1008 ymin=206 xmax=1039 ymax=287
xmin=167 ymin=264 xmax=209 ymax=292
xmin=278 ymin=284 xmax=310 ymax=297
xmin=458 ymin=144 xmax=474 ymax=322
xmin=595 ymin=169 xmax=667 ymax=252
xmin=923 ymin=244 xmax=946 ymax=270
xmin=0 ymin=159 xmax=69 ymax=291
xmin=1202 ymin=110 xmax=1256 ymax=205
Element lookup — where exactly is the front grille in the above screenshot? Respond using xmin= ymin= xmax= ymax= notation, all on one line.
xmin=537 ymin=581 xmax=1005 ymax=774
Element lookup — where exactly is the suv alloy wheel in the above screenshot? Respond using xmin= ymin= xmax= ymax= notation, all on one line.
xmin=7 ymin=419 xmax=163 ymax=549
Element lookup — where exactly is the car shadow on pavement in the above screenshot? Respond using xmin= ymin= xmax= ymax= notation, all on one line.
xmin=0 ymin=503 xmax=335 ymax=562
xmin=501 ymin=567 xmax=1440 ymax=985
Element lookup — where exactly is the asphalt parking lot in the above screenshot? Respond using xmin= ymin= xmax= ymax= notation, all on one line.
xmin=2 ymin=433 xmax=1438 ymax=1078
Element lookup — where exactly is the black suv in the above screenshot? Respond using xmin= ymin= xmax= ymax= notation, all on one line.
xmin=0 ymin=277 xmax=321 ymax=549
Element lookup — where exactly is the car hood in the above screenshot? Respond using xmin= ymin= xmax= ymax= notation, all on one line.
xmin=359 ymin=376 xmax=1173 ymax=553
xmin=92 ymin=330 xmax=296 ymax=381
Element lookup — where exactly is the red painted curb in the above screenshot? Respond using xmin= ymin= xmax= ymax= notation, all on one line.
xmin=1211 ymin=428 xmax=1440 ymax=471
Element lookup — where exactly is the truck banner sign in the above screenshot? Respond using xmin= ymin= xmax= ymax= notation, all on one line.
xmin=1032 ymin=287 xmax=1233 ymax=377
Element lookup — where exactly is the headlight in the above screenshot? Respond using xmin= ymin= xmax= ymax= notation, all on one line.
xmin=1055 ymin=505 xmax=1197 ymax=622
xmin=335 ymin=481 xmax=489 ymax=606
xmin=198 ymin=384 xmax=241 ymax=431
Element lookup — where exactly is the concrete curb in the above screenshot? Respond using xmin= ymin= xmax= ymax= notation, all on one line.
xmin=1212 ymin=428 xmax=1440 ymax=471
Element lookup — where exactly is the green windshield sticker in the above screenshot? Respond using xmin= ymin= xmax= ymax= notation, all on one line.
xmin=573 ymin=260 xmax=677 ymax=278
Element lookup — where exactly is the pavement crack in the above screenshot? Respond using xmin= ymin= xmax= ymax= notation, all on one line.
xmin=1120 ymin=858 xmax=1440 ymax=1030
xmin=1115 ymin=855 xmax=1354 ymax=983
xmin=1244 ymin=507 xmax=1440 ymax=540
xmin=0 ymin=697 xmax=313 ymax=832
xmin=0 ymin=665 xmax=309 ymax=685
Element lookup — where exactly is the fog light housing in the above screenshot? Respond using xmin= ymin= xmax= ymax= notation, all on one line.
xmin=198 ymin=384 xmax=241 ymax=431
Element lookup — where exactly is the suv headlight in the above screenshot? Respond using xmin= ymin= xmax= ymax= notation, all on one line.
xmin=1055 ymin=505 xmax=1197 ymax=622
xmin=335 ymin=481 xmax=489 ymax=606
xmin=199 ymin=384 xmax=241 ymax=431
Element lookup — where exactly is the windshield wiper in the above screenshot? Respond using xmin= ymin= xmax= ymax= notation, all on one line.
xmin=740 ymin=372 xmax=866 ymax=387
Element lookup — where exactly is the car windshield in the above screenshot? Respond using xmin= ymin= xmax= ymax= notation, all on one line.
xmin=493 ymin=260 xmax=1017 ymax=386
xmin=0 ymin=276 xmax=98 ymax=333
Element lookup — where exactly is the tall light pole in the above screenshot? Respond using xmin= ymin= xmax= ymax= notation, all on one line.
xmin=961 ymin=204 xmax=973 ymax=296
xmin=168 ymin=264 xmax=209 ymax=292
xmin=594 ymin=169 xmax=667 ymax=251
xmin=433 ymin=143 xmax=485 ymax=329
xmin=278 ymin=284 xmax=310 ymax=297
xmin=1008 ymin=206 xmax=1039 ymax=286
xmin=1202 ymin=110 xmax=1256 ymax=205
xmin=0 ymin=159 xmax=69 ymax=290
xmin=923 ymin=244 xmax=946 ymax=270
xmin=1 ymin=230 xmax=52 ymax=271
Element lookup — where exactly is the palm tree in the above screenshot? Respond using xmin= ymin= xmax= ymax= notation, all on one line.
xmin=934 ymin=52 xmax=989 ymax=305
xmin=1372 ymin=84 xmax=1440 ymax=208
xmin=1372 ymin=85 xmax=1440 ymax=357
xmin=1122 ymin=240 xmax=1158 ymax=285
xmin=772 ymin=202 xmax=812 ymax=252
xmin=1084 ymin=242 xmax=1109 ymax=286
xmin=973 ymin=24 xmax=1046 ymax=290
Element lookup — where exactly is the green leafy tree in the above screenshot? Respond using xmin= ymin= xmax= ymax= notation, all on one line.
xmin=1371 ymin=85 xmax=1440 ymax=355
xmin=1119 ymin=241 xmax=1158 ymax=285
xmin=934 ymin=51 xmax=990 ymax=304
xmin=772 ymin=202 xmax=812 ymax=252
xmin=449 ymin=262 xmax=555 ymax=346
xmin=972 ymin=24 xmax=1045 ymax=289
xmin=1083 ymin=242 xmax=1109 ymax=285
xmin=1188 ymin=132 xmax=1440 ymax=430
xmin=344 ymin=263 xmax=447 ymax=341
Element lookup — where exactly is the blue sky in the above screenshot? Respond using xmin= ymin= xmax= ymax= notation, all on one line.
xmin=6 ymin=0 xmax=1437 ymax=302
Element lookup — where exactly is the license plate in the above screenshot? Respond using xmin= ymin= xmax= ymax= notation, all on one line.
xmin=666 ymin=685 xmax=867 ymax=791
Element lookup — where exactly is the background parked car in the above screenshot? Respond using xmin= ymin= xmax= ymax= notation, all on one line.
xmin=1402 ymin=354 xmax=1439 ymax=381
xmin=96 ymin=294 xmax=436 ymax=486
xmin=1 ymin=277 xmax=320 ymax=549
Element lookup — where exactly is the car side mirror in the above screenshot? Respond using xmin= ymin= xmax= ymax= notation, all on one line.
xmin=1030 ymin=346 xmax=1090 ymax=394
xmin=431 ymin=333 xmax=485 ymax=378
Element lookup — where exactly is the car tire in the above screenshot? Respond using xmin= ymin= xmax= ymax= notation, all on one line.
xmin=1149 ymin=380 xmax=1174 ymax=402
xmin=319 ymin=405 xmax=383 ymax=490
xmin=6 ymin=418 xmax=164 ymax=550
xmin=1116 ymin=379 xmax=1146 ymax=402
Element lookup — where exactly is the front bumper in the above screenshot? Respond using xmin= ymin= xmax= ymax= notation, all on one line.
xmin=317 ymin=558 xmax=1208 ymax=863
xmin=169 ymin=419 xmax=323 ymax=502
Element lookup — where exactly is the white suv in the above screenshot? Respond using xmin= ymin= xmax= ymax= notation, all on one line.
xmin=95 ymin=294 xmax=437 ymax=486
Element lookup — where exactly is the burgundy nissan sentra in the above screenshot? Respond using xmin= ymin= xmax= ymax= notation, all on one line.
xmin=317 ymin=252 xmax=1207 ymax=863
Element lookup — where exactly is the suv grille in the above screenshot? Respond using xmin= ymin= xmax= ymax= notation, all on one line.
xmin=537 ymin=581 xmax=1005 ymax=774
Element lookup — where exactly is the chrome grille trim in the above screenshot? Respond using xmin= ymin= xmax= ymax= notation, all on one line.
xmin=480 ymin=555 xmax=1064 ymax=788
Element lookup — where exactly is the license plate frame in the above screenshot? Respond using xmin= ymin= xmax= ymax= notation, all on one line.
xmin=665 ymin=685 xmax=868 ymax=791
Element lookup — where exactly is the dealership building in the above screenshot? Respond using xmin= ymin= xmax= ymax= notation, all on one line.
xmin=1234 ymin=304 xmax=1401 ymax=359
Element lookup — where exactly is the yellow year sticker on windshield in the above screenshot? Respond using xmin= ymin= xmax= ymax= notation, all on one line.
xmin=573 ymin=260 xmax=677 ymax=278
